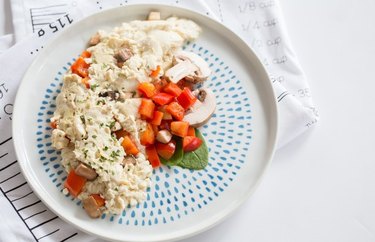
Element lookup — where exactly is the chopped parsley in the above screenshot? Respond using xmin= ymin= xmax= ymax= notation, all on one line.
xmin=90 ymin=84 xmax=99 ymax=91
xmin=110 ymin=150 xmax=120 ymax=158
xmin=107 ymin=120 xmax=116 ymax=129
xmin=97 ymin=99 xmax=105 ymax=105
xmin=80 ymin=115 xmax=85 ymax=124
xmin=103 ymin=146 xmax=109 ymax=151
xmin=92 ymin=135 xmax=97 ymax=139
xmin=83 ymin=149 xmax=88 ymax=159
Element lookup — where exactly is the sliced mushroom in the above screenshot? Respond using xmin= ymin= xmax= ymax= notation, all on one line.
xmin=165 ymin=59 xmax=198 ymax=83
xmin=99 ymin=90 xmax=120 ymax=100
xmin=184 ymin=88 xmax=216 ymax=127
xmin=147 ymin=11 xmax=161 ymax=21
xmin=89 ymin=32 xmax=101 ymax=46
xmin=156 ymin=130 xmax=172 ymax=143
xmin=115 ymin=48 xmax=132 ymax=63
xmin=75 ymin=163 xmax=97 ymax=181
xmin=197 ymin=89 xmax=207 ymax=102
xmin=123 ymin=155 xmax=136 ymax=165
xmin=83 ymin=196 xmax=102 ymax=218
xmin=166 ymin=51 xmax=212 ymax=84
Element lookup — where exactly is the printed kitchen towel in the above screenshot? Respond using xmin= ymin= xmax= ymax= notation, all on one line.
xmin=0 ymin=0 xmax=318 ymax=241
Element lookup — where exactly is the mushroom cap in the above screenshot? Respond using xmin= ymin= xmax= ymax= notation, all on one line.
xmin=165 ymin=51 xmax=212 ymax=83
xmin=174 ymin=50 xmax=211 ymax=80
xmin=183 ymin=88 xmax=216 ymax=127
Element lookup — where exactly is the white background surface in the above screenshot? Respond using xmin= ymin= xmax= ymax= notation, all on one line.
xmin=2 ymin=1 xmax=375 ymax=241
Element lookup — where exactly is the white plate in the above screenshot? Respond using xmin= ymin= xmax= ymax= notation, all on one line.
xmin=13 ymin=4 xmax=278 ymax=242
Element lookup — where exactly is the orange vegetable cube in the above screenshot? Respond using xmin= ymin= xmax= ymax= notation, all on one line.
xmin=170 ymin=121 xmax=189 ymax=137
xmin=138 ymin=82 xmax=156 ymax=98
xmin=140 ymin=123 xmax=155 ymax=146
xmin=122 ymin=135 xmax=139 ymax=155
xmin=139 ymin=98 xmax=155 ymax=119
xmin=163 ymin=82 xmax=182 ymax=97
xmin=166 ymin=102 xmax=185 ymax=121
xmin=150 ymin=111 xmax=164 ymax=125
xmin=64 ymin=169 xmax=86 ymax=197
xmin=177 ymin=87 xmax=197 ymax=109
xmin=71 ymin=57 xmax=90 ymax=78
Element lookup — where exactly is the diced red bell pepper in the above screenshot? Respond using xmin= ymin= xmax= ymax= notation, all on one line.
xmin=156 ymin=140 xmax=176 ymax=160
xmin=170 ymin=121 xmax=189 ymax=137
xmin=71 ymin=57 xmax=90 ymax=78
xmin=139 ymin=98 xmax=155 ymax=119
xmin=140 ymin=123 xmax=155 ymax=146
xmin=146 ymin=145 xmax=161 ymax=168
xmin=163 ymin=82 xmax=182 ymax=97
xmin=138 ymin=82 xmax=156 ymax=98
xmin=166 ymin=102 xmax=185 ymax=121
xmin=183 ymin=136 xmax=202 ymax=152
xmin=64 ymin=169 xmax=86 ymax=197
xmin=177 ymin=87 xmax=197 ymax=109
xmin=150 ymin=111 xmax=164 ymax=125
xmin=152 ymin=92 xmax=174 ymax=106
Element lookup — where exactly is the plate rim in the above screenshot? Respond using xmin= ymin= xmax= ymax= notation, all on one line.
xmin=12 ymin=3 xmax=279 ymax=241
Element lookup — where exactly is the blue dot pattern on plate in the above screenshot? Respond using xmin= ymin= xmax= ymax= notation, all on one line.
xmin=36 ymin=43 xmax=253 ymax=226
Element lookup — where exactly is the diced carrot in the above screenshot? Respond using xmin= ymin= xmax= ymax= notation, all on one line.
xmin=81 ymin=50 xmax=91 ymax=58
xmin=153 ymin=78 xmax=168 ymax=92
xmin=150 ymin=65 xmax=161 ymax=78
xmin=150 ymin=111 xmax=164 ymax=126
xmin=50 ymin=120 xmax=57 ymax=129
xmin=146 ymin=145 xmax=161 ymax=168
xmin=139 ymin=98 xmax=155 ymax=119
xmin=122 ymin=135 xmax=139 ymax=155
xmin=187 ymin=126 xmax=196 ymax=137
xmin=166 ymin=102 xmax=185 ymax=121
xmin=152 ymin=92 xmax=174 ymax=106
xmin=91 ymin=194 xmax=105 ymax=207
xmin=71 ymin=57 xmax=90 ymax=78
xmin=163 ymin=82 xmax=182 ymax=97
xmin=170 ymin=121 xmax=189 ymax=137
xmin=140 ymin=123 xmax=155 ymax=146
xmin=82 ymin=76 xmax=90 ymax=89
xmin=64 ymin=169 xmax=86 ymax=197
xmin=177 ymin=87 xmax=197 ymax=109
xmin=138 ymin=82 xmax=156 ymax=98
xmin=114 ymin=129 xmax=128 ymax=139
